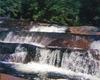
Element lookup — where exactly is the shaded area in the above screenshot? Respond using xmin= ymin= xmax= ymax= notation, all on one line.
xmin=79 ymin=0 xmax=100 ymax=26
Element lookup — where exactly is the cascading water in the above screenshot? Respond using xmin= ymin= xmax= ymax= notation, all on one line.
xmin=90 ymin=40 xmax=100 ymax=50
xmin=35 ymin=48 xmax=62 ymax=67
xmin=0 ymin=31 xmax=69 ymax=47
xmin=0 ymin=42 xmax=100 ymax=80
xmin=34 ymin=47 xmax=100 ymax=78
xmin=0 ymin=24 xmax=100 ymax=80
xmin=62 ymin=50 xmax=100 ymax=77
xmin=0 ymin=44 xmax=27 ymax=63
xmin=0 ymin=61 xmax=100 ymax=80
xmin=4 ymin=31 xmax=14 ymax=42
xmin=4 ymin=45 xmax=28 ymax=63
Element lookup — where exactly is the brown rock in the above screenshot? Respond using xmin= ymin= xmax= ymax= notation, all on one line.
xmin=69 ymin=26 xmax=100 ymax=35
xmin=0 ymin=73 xmax=26 ymax=80
xmin=69 ymin=27 xmax=88 ymax=35
xmin=63 ymin=39 xmax=90 ymax=49
xmin=48 ymin=39 xmax=90 ymax=49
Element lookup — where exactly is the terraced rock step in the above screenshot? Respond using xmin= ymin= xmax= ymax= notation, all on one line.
xmin=0 ymin=18 xmax=100 ymax=80
xmin=0 ymin=30 xmax=100 ymax=49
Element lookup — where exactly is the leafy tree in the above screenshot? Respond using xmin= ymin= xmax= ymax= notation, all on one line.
xmin=4 ymin=0 xmax=100 ymax=26
xmin=31 ymin=0 xmax=80 ymax=25
xmin=0 ymin=0 xmax=21 ymax=18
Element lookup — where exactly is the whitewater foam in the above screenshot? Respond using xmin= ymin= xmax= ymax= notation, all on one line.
xmin=7 ymin=45 xmax=27 ymax=62
xmin=0 ymin=61 xmax=100 ymax=80
xmin=90 ymin=40 xmax=100 ymax=50
xmin=29 ymin=25 xmax=67 ymax=33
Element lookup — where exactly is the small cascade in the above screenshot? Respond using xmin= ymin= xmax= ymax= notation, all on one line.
xmin=4 ymin=31 xmax=13 ymax=41
xmin=0 ymin=31 xmax=69 ymax=47
xmin=1 ymin=45 xmax=28 ymax=63
xmin=61 ymin=50 xmax=100 ymax=78
xmin=0 ymin=23 xmax=100 ymax=80
xmin=1 ymin=30 xmax=100 ymax=49
xmin=7 ymin=45 xmax=27 ymax=62
xmin=0 ymin=42 xmax=100 ymax=79
xmin=35 ymin=48 xmax=62 ymax=67
xmin=34 ymin=48 xmax=100 ymax=78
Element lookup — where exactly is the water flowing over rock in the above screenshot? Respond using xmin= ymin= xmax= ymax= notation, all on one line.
xmin=29 ymin=25 xmax=67 ymax=33
xmin=0 ymin=42 xmax=100 ymax=79
xmin=0 ymin=61 xmax=100 ymax=80
xmin=0 ymin=20 xmax=100 ymax=80
xmin=0 ymin=31 xmax=69 ymax=47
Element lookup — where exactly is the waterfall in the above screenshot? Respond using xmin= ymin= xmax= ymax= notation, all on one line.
xmin=35 ymin=48 xmax=61 ymax=67
xmin=0 ymin=42 xmax=100 ymax=79
xmin=0 ymin=25 xmax=100 ymax=80
xmin=0 ymin=61 xmax=100 ymax=80
xmin=35 ymin=48 xmax=100 ymax=78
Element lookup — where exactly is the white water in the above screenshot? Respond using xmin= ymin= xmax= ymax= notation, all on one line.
xmin=29 ymin=25 xmax=67 ymax=33
xmin=1 ymin=42 xmax=100 ymax=79
xmin=0 ymin=26 xmax=100 ymax=80
xmin=61 ymin=50 xmax=100 ymax=77
xmin=2 ymin=31 xmax=54 ymax=47
xmin=34 ymin=48 xmax=100 ymax=78
xmin=28 ymin=47 xmax=100 ymax=78
xmin=0 ymin=61 xmax=100 ymax=80
xmin=4 ymin=45 xmax=27 ymax=62
xmin=36 ymin=48 xmax=61 ymax=66
xmin=2 ymin=31 xmax=45 ymax=47
xmin=90 ymin=40 xmax=100 ymax=50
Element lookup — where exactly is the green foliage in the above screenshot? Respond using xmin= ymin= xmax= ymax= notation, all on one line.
xmin=0 ymin=0 xmax=21 ymax=18
xmin=0 ymin=0 xmax=100 ymax=26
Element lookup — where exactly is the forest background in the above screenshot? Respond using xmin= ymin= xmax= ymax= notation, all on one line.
xmin=0 ymin=0 xmax=100 ymax=26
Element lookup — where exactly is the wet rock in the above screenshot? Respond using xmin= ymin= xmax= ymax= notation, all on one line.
xmin=69 ymin=26 xmax=100 ymax=35
xmin=48 ymin=39 xmax=90 ymax=49
xmin=0 ymin=73 xmax=26 ymax=80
